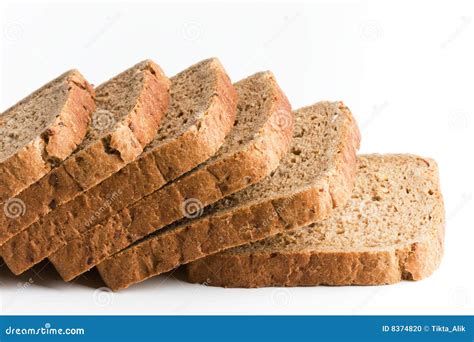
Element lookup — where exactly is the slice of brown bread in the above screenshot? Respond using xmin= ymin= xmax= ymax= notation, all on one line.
xmin=96 ymin=101 xmax=361 ymax=290
xmin=185 ymin=154 xmax=445 ymax=287
xmin=0 ymin=70 xmax=94 ymax=204
xmin=0 ymin=60 xmax=170 ymax=246
xmin=3 ymin=58 xmax=235 ymax=243
xmin=0 ymin=58 xmax=237 ymax=275
xmin=49 ymin=71 xmax=293 ymax=281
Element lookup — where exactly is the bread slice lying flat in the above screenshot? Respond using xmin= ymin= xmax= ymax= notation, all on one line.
xmin=0 ymin=61 xmax=170 ymax=263
xmin=50 ymin=71 xmax=293 ymax=281
xmin=0 ymin=58 xmax=236 ymax=275
xmin=97 ymin=101 xmax=360 ymax=290
xmin=0 ymin=70 xmax=94 ymax=204
xmin=186 ymin=154 xmax=445 ymax=287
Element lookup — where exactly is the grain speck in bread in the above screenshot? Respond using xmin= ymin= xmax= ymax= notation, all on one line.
xmin=0 ymin=60 xmax=170 ymax=247
xmin=97 ymin=101 xmax=360 ymax=290
xmin=0 ymin=70 xmax=94 ymax=203
xmin=50 ymin=71 xmax=293 ymax=281
xmin=186 ymin=154 xmax=445 ymax=287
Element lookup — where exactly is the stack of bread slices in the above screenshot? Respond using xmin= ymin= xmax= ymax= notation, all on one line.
xmin=0 ymin=58 xmax=444 ymax=290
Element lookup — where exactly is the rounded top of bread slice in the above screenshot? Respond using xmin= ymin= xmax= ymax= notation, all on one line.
xmin=212 ymin=71 xmax=293 ymax=160
xmin=0 ymin=70 xmax=95 ymax=201
xmin=78 ymin=60 xmax=169 ymax=153
xmin=0 ymin=70 xmax=92 ymax=163
xmin=213 ymin=101 xmax=360 ymax=211
xmin=59 ymin=59 xmax=170 ymax=190
xmin=148 ymin=58 xmax=230 ymax=145
xmin=138 ymin=58 xmax=237 ymax=181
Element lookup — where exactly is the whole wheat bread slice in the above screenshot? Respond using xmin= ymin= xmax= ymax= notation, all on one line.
xmin=0 ymin=70 xmax=95 ymax=204
xmin=50 ymin=71 xmax=293 ymax=281
xmin=0 ymin=58 xmax=236 ymax=274
xmin=186 ymin=154 xmax=445 ymax=287
xmin=11 ymin=58 xmax=235 ymax=240
xmin=0 ymin=60 xmax=169 ymax=249
xmin=97 ymin=101 xmax=361 ymax=290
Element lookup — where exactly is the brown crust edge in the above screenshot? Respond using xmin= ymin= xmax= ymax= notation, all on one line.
xmin=52 ymin=71 xmax=293 ymax=281
xmin=61 ymin=60 xmax=170 ymax=190
xmin=186 ymin=156 xmax=445 ymax=288
xmin=185 ymin=213 xmax=445 ymax=287
xmin=1 ymin=59 xmax=236 ymax=275
xmin=0 ymin=70 xmax=95 ymax=204
xmin=96 ymin=101 xmax=360 ymax=291
xmin=0 ymin=63 xmax=170 ymax=267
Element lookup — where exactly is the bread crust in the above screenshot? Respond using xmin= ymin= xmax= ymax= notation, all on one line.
xmin=185 ymin=236 xmax=444 ymax=287
xmin=186 ymin=155 xmax=445 ymax=288
xmin=1 ymin=59 xmax=237 ymax=275
xmin=0 ymin=61 xmax=170 ymax=247
xmin=50 ymin=72 xmax=293 ymax=282
xmin=96 ymin=102 xmax=360 ymax=291
xmin=0 ymin=70 xmax=95 ymax=204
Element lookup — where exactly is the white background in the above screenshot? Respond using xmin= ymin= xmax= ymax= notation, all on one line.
xmin=0 ymin=0 xmax=473 ymax=315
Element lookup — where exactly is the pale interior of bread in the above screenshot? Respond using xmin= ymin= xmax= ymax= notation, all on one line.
xmin=78 ymin=61 xmax=151 ymax=148
xmin=210 ymin=101 xmax=344 ymax=210
xmin=138 ymin=101 xmax=349 ymax=242
xmin=209 ymin=71 xmax=280 ymax=158
xmin=226 ymin=155 xmax=442 ymax=255
xmin=0 ymin=72 xmax=73 ymax=163
xmin=144 ymin=59 xmax=219 ymax=149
